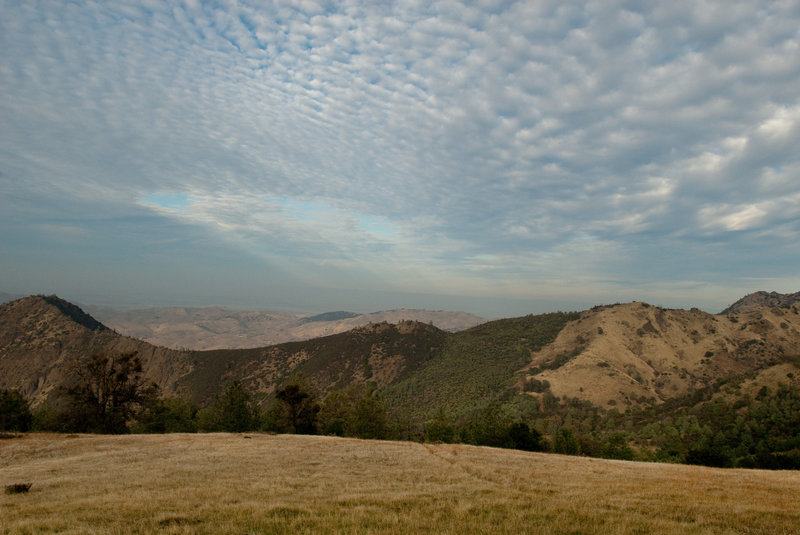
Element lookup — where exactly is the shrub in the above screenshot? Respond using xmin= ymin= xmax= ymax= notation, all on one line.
xmin=425 ymin=418 xmax=456 ymax=443
xmin=523 ymin=378 xmax=550 ymax=393
xmin=5 ymin=483 xmax=32 ymax=494
xmin=602 ymin=432 xmax=635 ymax=460
xmin=507 ymin=422 xmax=546 ymax=452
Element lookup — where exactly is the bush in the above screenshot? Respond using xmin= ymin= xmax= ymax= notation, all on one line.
xmin=5 ymin=483 xmax=32 ymax=494
xmin=601 ymin=432 xmax=635 ymax=460
xmin=425 ymin=409 xmax=456 ymax=443
xmin=506 ymin=422 xmax=546 ymax=452
xmin=523 ymin=378 xmax=550 ymax=393
xmin=686 ymin=445 xmax=732 ymax=468
xmin=458 ymin=404 xmax=546 ymax=451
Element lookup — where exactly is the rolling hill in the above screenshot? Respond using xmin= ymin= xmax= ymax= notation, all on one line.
xmin=2 ymin=293 xmax=800 ymax=466
xmin=521 ymin=301 xmax=800 ymax=409
xmin=86 ymin=304 xmax=486 ymax=350
xmin=0 ymin=295 xmax=194 ymax=405
xmin=721 ymin=290 xmax=800 ymax=314
xmin=3 ymin=433 xmax=799 ymax=534
xmin=3 ymin=294 xmax=800 ymax=411
xmin=1 ymin=296 xmax=583 ymax=414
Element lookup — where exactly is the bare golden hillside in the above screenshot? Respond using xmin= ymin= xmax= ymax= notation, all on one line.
xmin=522 ymin=302 xmax=800 ymax=408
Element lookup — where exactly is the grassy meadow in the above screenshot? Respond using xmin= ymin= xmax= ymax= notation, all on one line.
xmin=2 ymin=433 xmax=800 ymax=534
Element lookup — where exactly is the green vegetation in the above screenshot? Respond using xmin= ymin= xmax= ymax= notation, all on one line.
xmin=511 ymin=378 xmax=800 ymax=469
xmin=18 ymin=366 xmax=800 ymax=469
xmin=196 ymin=379 xmax=260 ymax=432
xmin=318 ymin=383 xmax=388 ymax=439
xmin=267 ymin=379 xmax=321 ymax=434
xmin=638 ymin=383 xmax=800 ymax=469
xmin=384 ymin=312 xmax=580 ymax=421
xmin=0 ymin=389 xmax=32 ymax=432
xmin=132 ymin=385 xmax=197 ymax=433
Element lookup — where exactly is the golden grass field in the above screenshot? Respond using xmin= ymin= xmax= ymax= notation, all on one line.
xmin=2 ymin=433 xmax=800 ymax=534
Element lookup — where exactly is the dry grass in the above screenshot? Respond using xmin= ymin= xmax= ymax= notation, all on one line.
xmin=527 ymin=304 xmax=800 ymax=408
xmin=2 ymin=433 xmax=800 ymax=534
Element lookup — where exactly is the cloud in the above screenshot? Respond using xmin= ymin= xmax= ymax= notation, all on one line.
xmin=1 ymin=0 xmax=800 ymax=313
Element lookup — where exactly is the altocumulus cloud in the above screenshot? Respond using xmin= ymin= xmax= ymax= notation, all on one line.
xmin=1 ymin=0 xmax=799 ymax=315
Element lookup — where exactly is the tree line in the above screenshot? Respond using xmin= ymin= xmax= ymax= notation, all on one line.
xmin=3 ymin=350 xmax=799 ymax=470
xmin=0 ymin=351 xmax=547 ymax=452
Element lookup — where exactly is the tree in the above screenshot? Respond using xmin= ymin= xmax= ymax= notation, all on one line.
xmin=318 ymin=383 xmax=388 ymax=439
xmin=131 ymin=384 xmax=197 ymax=433
xmin=554 ymin=427 xmax=580 ymax=455
xmin=352 ymin=384 xmax=388 ymax=439
xmin=62 ymin=351 xmax=145 ymax=433
xmin=318 ymin=388 xmax=352 ymax=436
xmin=425 ymin=409 xmax=456 ymax=443
xmin=273 ymin=381 xmax=320 ymax=434
xmin=196 ymin=379 xmax=259 ymax=432
xmin=602 ymin=432 xmax=635 ymax=461
xmin=507 ymin=422 xmax=546 ymax=452
xmin=461 ymin=403 xmax=513 ymax=448
xmin=0 ymin=389 xmax=32 ymax=432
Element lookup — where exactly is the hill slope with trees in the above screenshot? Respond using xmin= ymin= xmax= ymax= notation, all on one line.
xmin=2 ymin=293 xmax=799 ymax=468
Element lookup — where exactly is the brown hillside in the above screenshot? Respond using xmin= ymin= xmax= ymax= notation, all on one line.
xmin=721 ymin=290 xmax=800 ymax=314
xmin=88 ymin=305 xmax=484 ymax=350
xmin=0 ymin=296 xmax=452 ymax=408
xmin=184 ymin=320 xmax=449 ymax=403
xmin=5 ymin=294 xmax=800 ymax=420
xmin=0 ymin=296 xmax=194 ymax=405
xmin=520 ymin=302 xmax=800 ymax=408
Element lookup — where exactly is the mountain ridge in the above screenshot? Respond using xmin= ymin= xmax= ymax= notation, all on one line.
xmin=2 ymin=292 xmax=799 ymax=420
xmin=720 ymin=290 xmax=800 ymax=314
xmin=4 ymin=292 xmax=800 ymax=469
xmin=86 ymin=304 xmax=486 ymax=350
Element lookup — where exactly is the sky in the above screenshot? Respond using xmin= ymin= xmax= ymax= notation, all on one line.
xmin=1 ymin=1 xmax=799 ymax=318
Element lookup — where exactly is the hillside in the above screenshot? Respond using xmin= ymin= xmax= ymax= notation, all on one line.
xmin=3 ymin=293 xmax=800 ymax=467
xmin=0 ymin=296 xmax=462 ymax=408
xmin=721 ymin=290 xmax=800 ymax=314
xmin=4 ymin=294 xmax=800 ymax=414
xmin=521 ymin=302 xmax=800 ymax=409
xmin=3 ymin=433 xmax=799 ymax=534
xmin=383 ymin=312 xmax=580 ymax=420
xmin=182 ymin=320 xmax=452 ymax=405
xmin=87 ymin=304 xmax=486 ymax=350
xmin=0 ymin=296 xmax=196 ymax=405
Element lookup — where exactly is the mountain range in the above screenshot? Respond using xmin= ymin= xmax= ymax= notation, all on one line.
xmin=2 ymin=291 xmax=799 ymax=418
xmin=84 ymin=304 xmax=485 ymax=350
